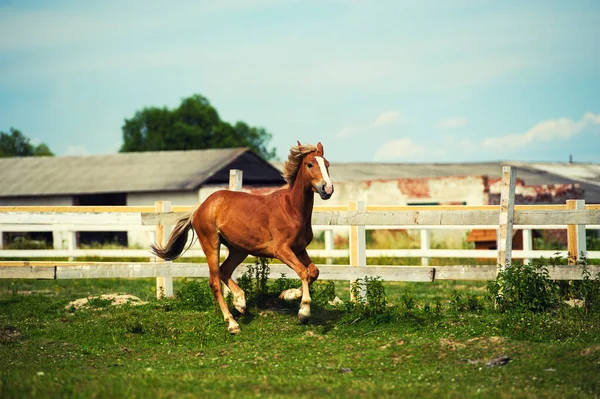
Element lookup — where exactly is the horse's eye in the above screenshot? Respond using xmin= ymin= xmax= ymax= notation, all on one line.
xmin=307 ymin=163 xmax=313 ymax=168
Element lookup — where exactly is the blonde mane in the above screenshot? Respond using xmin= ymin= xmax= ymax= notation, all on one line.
xmin=281 ymin=143 xmax=318 ymax=186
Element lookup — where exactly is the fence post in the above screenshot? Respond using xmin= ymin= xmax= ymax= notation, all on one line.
xmin=420 ymin=229 xmax=430 ymax=266
xmin=155 ymin=200 xmax=173 ymax=299
xmin=567 ymin=199 xmax=587 ymax=265
xmin=67 ymin=230 xmax=76 ymax=261
xmin=497 ymin=166 xmax=516 ymax=271
xmin=522 ymin=228 xmax=533 ymax=265
xmin=229 ymin=169 xmax=243 ymax=192
xmin=324 ymin=229 xmax=334 ymax=265
xmin=224 ymin=169 xmax=244 ymax=294
xmin=349 ymin=200 xmax=366 ymax=301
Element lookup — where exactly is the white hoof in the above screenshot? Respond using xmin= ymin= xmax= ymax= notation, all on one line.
xmin=228 ymin=323 xmax=241 ymax=334
xmin=233 ymin=297 xmax=246 ymax=314
xmin=279 ymin=288 xmax=302 ymax=302
xmin=298 ymin=304 xmax=311 ymax=324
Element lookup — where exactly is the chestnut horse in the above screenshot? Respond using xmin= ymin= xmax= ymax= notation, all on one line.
xmin=150 ymin=142 xmax=334 ymax=334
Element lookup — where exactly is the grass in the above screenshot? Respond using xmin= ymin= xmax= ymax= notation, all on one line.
xmin=1 ymin=272 xmax=599 ymax=398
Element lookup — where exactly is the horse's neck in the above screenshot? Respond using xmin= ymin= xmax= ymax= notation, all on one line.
xmin=288 ymin=171 xmax=314 ymax=222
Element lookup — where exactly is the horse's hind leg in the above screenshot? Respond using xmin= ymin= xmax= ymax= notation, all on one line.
xmin=198 ymin=233 xmax=240 ymax=334
xmin=219 ymin=248 xmax=248 ymax=314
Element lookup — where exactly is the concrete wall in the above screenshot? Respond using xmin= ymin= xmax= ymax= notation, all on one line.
xmin=321 ymin=176 xmax=489 ymax=207
xmin=127 ymin=191 xmax=200 ymax=206
xmin=126 ymin=191 xmax=201 ymax=247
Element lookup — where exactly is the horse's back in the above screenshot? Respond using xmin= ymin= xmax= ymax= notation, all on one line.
xmin=198 ymin=189 xmax=281 ymax=223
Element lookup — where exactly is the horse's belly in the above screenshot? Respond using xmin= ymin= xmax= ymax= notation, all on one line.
xmin=218 ymin=225 xmax=273 ymax=256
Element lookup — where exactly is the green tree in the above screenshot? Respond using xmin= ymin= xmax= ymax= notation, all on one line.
xmin=0 ymin=128 xmax=54 ymax=157
xmin=120 ymin=94 xmax=276 ymax=159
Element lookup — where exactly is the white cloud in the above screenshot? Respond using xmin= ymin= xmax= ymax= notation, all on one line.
xmin=374 ymin=138 xmax=428 ymax=161
xmin=335 ymin=110 xmax=401 ymax=138
xmin=335 ymin=124 xmax=366 ymax=139
xmin=65 ymin=145 xmax=90 ymax=156
xmin=482 ymin=112 xmax=600 ymax=149
xmin=438 ymin=117 xmax=467 ymax=129
xmin=374 ymin=111 xmax=401 ymax=127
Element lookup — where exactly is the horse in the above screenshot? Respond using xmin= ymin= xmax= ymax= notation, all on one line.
xmin=150 ymin=142 xmax=334 ymax=334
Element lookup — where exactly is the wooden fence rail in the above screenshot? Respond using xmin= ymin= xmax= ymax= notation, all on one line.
xmin=1 ymin=167 xmax=599 ymax=299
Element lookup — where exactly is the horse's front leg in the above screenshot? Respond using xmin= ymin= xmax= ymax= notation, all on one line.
xmin=277 ymin=248 xmax=318 ymax=323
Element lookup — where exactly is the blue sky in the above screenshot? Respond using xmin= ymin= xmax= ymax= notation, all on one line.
xmin=1 ymin=0 xmax=599 ymax=163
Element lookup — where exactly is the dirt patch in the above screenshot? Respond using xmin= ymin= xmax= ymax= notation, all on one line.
xmin=0 ymin=326 xmax=23 ymax=343
xmin=439 ymin=338 xmax=466 ymax=350
xmin=65 ymin=294 xmax=147 ymax=310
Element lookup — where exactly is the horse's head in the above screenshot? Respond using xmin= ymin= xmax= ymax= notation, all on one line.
xmin=301 ymin=141 xmax=334 ymax=200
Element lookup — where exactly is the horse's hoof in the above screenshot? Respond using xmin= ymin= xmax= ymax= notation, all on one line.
xmin=280 ymin=289 xmax=302 ymax=302
xmin=298 ymin=306 xmax=311 ymax=324
xmin=233 ymin=297 xmax=246 ymax=314
xmin=235 ymin=305 xmax=246 ymax=314
xmin=228 ymin=325 xmax=241 ymax=334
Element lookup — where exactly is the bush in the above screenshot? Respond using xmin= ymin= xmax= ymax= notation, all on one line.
xmin=349 ymin=276 xmax=389 ymax=317
xmin=238 ymin=257 xmax=271 ymax=307
xmin=310 ymin=280 xmax=336 ymax=306
xmin=487 ymin=258 xmax=560 ymax=312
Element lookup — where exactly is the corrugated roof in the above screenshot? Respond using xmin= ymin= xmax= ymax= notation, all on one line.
xmin=0 ymin=148 xmax=273 ymax=197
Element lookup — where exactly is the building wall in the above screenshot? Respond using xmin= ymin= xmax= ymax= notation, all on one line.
xmin=126 ymin=191 xmax=201 ymax=247
xmin=0 ymin=196 xmax=74 ymax=249
xmin=307 ymin=176 xmax=489 ymax=207
xmin=126 ymin=191 xmax=200 ymax=206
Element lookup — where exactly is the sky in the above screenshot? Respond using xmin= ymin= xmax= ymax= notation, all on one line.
xmin=1 ymin=0 xmax=599 ymax=163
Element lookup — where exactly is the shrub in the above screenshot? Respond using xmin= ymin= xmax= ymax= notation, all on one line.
xmin=487 ymin=259 xmax=560 ymax=312
xmin=310 ymin=280 xmax=336 ymax=306
xmin=238 ymin=257 xmax=271 ymax=307
xmin=349 ymin=276 xmax=388 ymax=316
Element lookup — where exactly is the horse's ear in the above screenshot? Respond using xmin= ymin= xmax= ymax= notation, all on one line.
xmin=317 ymin=142 xmax=324 ymax=155
xmin=297 ymin=140 xmax=302 ymax=147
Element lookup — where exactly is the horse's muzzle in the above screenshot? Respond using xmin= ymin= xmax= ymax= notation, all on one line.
xmin=318 ymin=183 xmax=334 ymax=200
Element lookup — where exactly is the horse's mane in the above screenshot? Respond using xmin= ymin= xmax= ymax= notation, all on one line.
xmin=281 ymin=143 xmax=318 ymax=186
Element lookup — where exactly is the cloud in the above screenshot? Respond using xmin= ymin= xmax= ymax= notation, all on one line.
xmin=438 ymin=117 xmax=467 ymax=129
xmin=335 ymin=110 xmax=401 ymax=138
xmin=374 ymin=111 xmax=401 ymax=127
xmin=482 ymin=112 xmax=600 ymax=149
xmin=373 ymin=138 xmax=428 ymax=161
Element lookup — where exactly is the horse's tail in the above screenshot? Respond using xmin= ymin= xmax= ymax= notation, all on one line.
xmin=150 ymin=210 xmax=197 ymax=261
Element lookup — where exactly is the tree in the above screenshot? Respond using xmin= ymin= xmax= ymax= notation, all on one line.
xmin=0 ymin=128 xmax=54 ymax=157
xmin=120 ymin=94 xmax=276 ymax=160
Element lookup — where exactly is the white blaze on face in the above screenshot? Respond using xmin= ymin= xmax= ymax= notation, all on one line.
xmin=315 ymin=156 xmax=333 ymax=195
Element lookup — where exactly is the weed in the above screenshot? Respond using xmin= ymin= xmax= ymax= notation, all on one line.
xmin=271 ymin=273 xmax=300 ymax=295
xmin=487 ymin=259 xmax=559 ymax=312
xmin=310 ymin=280 xmax=336 ymax=306
xmin=400 ymin=290 xmax=415 ymax=312
xmin=174 ymin=279 xmax=215 ymax=311
xmin=238 ymin=257 xmax=271 ymax=307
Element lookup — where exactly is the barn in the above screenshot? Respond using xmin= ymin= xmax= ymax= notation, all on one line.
xmin=0 ymin=148 xmax=285 ymax=248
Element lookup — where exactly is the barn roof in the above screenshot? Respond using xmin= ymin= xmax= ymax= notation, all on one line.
xmin=272 ymin=161 xmax=600 ymax=203
xmin=0 ymin=148 xmax=285 ymax=197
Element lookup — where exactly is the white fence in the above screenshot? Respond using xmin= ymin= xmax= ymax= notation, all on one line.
xmin=1 ymin=167 xmax=599 ymax=298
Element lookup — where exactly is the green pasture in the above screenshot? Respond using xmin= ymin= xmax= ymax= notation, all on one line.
xmin=2 ymin=259 xmax=600 ymax=399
